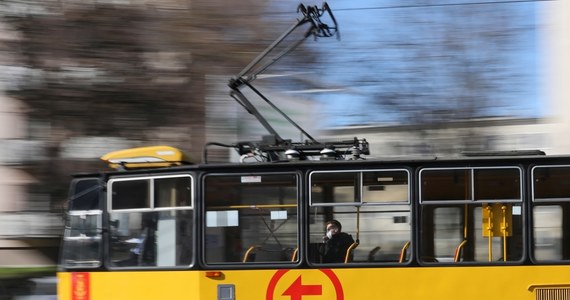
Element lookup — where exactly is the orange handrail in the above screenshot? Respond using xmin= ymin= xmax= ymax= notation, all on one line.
xmin=242 ymin=245 xmax=257 ymax=262
xmin=291 ymin=247 xmax=299 ymax=262
xmin=344 ymin=242 xmax=359 ymax=263
xmin=399 ymin=241 xmax=411 ymax=263
xmin=454 ymin=240 xmax=468 ymax=262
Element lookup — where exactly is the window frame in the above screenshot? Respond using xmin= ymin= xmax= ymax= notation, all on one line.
xmin=309 ymin=168 xmax=412 ymax=207
xmin=106 ymin=174 xmax=195 ymax=270
xmin=530 ymin=164 xmax=570 ymax=263
xmin=418 ymin=166 xmax=525 ymax=265
xmin=531 ymin=165 xmax=570 ymax=202
xmin=201 ymin=171 xmax=301 ymax=267
xmin=107 ymin=174 xmax=194 ymax=212
xmin=308 ymin=168 xmax=412 ymax=266
xmin=419 ymin=166 xmax=524 ymax=205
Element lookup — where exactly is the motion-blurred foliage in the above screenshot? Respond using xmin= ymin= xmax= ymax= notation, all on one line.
xmin=0 ymin=0 xmax=313 ymax=208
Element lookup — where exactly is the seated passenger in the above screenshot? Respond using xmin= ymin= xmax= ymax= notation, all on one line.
xmin=321 ymin=220 xmax=355 ymax=263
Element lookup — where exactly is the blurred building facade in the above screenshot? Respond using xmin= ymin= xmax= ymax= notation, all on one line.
xmin=544 ymin=0 xmax=570 ymax=154
xmin=0 ymin=22 xmax=60 ymax=268
xmin=323 ymin=117 xmax=554 ymax=158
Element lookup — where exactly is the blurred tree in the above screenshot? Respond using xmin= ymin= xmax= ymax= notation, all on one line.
xmin=0 ymin=0 xmax=315 ymax=209
xmin=312 ymin=1 xmax=536 ymax=154
xmin=367 ymin=2 xmax=529 ymax=124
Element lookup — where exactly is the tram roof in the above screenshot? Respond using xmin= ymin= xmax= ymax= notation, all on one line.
xmin=71 ymin=149 xmax=570 ymax=179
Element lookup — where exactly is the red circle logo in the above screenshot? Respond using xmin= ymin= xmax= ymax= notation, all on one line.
xmin=266 ymin=269 xmax=344 ymax=300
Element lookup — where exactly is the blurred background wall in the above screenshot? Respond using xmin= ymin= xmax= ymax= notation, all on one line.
xmin=544 ymin=0 xmax=570 ymax=153
xmin=0 ymin=0 xmax=567 ymax=287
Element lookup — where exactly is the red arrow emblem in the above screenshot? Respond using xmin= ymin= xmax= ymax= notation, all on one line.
xmin=282 ymin=275 xmax=322 ymax=300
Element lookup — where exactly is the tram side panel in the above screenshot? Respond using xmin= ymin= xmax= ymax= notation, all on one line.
xmin=57 ymin=265 xmax=567 ymax=300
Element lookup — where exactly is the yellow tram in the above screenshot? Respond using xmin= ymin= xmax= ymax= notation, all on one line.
xmin=57 ymin=144 xmax=570 ymax=300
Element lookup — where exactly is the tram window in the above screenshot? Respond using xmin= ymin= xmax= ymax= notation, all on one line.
xmin=363 ymin=171 xmax=409 ymax=203
xmin=108 ymin=175 xmax=194 ymax=268
xmin=203 ymin=173 xmax=298 ymax=265
xmin=311 ymin=172 xmax=358 ymax=204
xmin=111 ymin=179 xmax=150 ymax=210
xmin=109 ymin=210 xmax=193 ymax=267
xmin=474 ymin=205 xmax=522 ymax=262
xmin=420 ymin=203 xmax=523 ymax=263
xmin=308 ymin=169 xmax=412 ymax=265
xmin=309 ymin=205 xmax=412 ymax=264
xmin=534 ymin=166 xmax=570 ymax=199
xmin=431 ymin=207 xmax=463 ymax=261
xmin=420 ymin=167 xmax=523 ymax=264
xmin=474 ymin=168 xmax=520 ymax=200
xmin=532 ymin=166 xmax=570 ymax=261
xmin=61 ymin=211 xmax=102 ymax=268
xmin=421 ymin=169 xmax=471 ymax=202
xmin=69 ymin=179 xmax=100 ymax=210
xmin=421 ymin=203 xmax=523 ymax=263
xmin=532 ymin=205 xmax=563 ymax=261
xmin=154 ymin=177 xmax=192 ymax=208
xmin=61 ymin=178 xmax=103 ymax=269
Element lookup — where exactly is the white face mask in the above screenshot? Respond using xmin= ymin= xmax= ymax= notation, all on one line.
xmin=326 ymin=230 xmax=333 ymax=239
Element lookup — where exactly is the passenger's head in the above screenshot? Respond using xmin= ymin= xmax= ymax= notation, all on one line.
xmin=326 ymin=220 xmax=342 ymax=234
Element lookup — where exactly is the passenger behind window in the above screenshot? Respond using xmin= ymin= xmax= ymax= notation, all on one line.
xmin=321 ymin=220 xmax=355 ymax=263
xmin=118 ymin=213 xmax=157 ymax=266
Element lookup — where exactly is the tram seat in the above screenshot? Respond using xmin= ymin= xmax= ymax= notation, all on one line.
xmin=454 ymin=240 xmax=468 ymax=262
xmin=421 ymin=256 xmax=439 ymax=263
xmin=367 ymin=246 xmax=381 ymax=262
xmin=242 ymin=245 xmax=258 ymax=262
xmin=242 ymin=244 xmax=290 ymax=262
xmin=399 ymin=241 xmax=411 ymax=263
xmin=344 ymin=241 xmax=359 ymax=263
xmin=308 ymin=243 xmax=324 ymax=263
xmin=290 ymin=247 xmax=299 ymax=262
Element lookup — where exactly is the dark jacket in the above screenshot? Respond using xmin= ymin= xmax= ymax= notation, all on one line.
xmin=322 ymin=232 xmax=355 ymax=263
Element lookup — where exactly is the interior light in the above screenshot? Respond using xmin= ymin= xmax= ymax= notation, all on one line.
xmin=377 ymin=177 xmax=394 ymax=182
